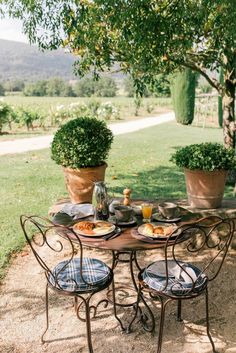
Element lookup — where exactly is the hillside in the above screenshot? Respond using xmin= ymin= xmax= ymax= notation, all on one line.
xmin=0 ymin=39 xmax=77 ymax=81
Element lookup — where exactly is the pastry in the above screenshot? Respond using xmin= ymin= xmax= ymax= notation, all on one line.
xmin=74 ymin=221 xmax=95 ymax=231
xmin=153 ymin=226 xmax=164 ymax=235
xmin=143 ymin=223 xmax=154 ymax=235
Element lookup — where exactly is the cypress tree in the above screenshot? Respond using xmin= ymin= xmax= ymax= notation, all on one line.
xmin=171 ymin=68 xmax=196 ymax=125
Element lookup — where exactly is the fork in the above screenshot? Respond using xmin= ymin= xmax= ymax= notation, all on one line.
xmin=103 ymin=227 xmax=122 ymax=241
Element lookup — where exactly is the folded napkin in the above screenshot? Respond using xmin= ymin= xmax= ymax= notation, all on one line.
xmin=147 ymin=260 xmax=197 ymax=283
xmin=60 ymin=203 xmax=94 ymax=219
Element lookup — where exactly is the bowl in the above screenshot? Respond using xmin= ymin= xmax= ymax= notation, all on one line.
xmin=113 ymin=205 xmax=133 ymax=222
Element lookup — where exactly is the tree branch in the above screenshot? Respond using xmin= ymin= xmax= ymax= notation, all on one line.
xmin=171 ymin=57 xmax=222 ymax=92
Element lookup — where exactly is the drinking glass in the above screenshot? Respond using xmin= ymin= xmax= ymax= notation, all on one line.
xmin=141 ymin=203 xmax=153 ymax=222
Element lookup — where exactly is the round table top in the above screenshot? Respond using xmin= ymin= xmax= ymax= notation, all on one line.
xmin=53 ymin=209 xmax=200 ymax=252
xmin=75 ymin=226 xmax=165 ymax=251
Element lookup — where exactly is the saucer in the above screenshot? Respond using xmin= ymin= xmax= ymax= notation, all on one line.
xmin=108 ymin=215 xmax=137 ymax=226
xmin=152 ymin=213 xmax=181 ymax=223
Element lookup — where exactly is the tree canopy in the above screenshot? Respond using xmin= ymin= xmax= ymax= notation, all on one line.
xmin=2 ymin=0 xmax=236 ymax=146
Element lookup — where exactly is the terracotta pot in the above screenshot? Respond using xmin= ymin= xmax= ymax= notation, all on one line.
xmin=184 ymin=168 xmax=228 ymax=209
xmin=63 ymin=163 xmax=107 ymax=204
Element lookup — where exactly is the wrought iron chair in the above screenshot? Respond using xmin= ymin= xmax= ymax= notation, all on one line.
xmin=131 ymin=215 xmax=235 ymax=353
xmin=20 ymin=215 xmax=115 ymax=353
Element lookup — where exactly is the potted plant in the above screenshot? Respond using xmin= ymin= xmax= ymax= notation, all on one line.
xmin=170 ymin=142 xmax=236 ymax=208
xmin=51 ymin=116 xmax=113 ymax=204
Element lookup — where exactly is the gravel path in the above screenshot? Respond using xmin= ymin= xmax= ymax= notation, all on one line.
xmin=0 ymin=242 xmax=235 ymax=353
xmin=0 ymin=112 xmax=174 ymax=156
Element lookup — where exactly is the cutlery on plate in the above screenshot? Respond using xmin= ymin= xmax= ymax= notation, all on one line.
xmin=103 ymin=227 xmax=122 ymax=241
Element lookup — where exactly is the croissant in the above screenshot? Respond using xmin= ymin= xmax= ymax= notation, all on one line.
xmin=143 ymin=223 xmax=154 ymax=235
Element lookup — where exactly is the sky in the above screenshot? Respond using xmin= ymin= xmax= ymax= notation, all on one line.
xmin=0 ymin=17 xmax=28 ymax=43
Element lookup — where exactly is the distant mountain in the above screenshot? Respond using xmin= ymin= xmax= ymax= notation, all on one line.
xmin=0 ymin=39 xmax=77 ymax=81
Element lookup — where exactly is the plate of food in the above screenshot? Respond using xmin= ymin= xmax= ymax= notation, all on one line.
xmin=138 ymin=222 xmax=178 ymax=239
xmin=73 ymin=220 xmax=116 ymax=237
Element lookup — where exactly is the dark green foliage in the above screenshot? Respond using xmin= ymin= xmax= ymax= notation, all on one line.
xmin=171 ymin=69 xmax=196 ymax=125
xmin=23 ymin=80 xmax=48 ymax=96
xmin=124 ymin=75 xmax=170 ymax=98
xmin=75 ymin=78 xmax=95 ymax=97
xmin=0 ymin=102 xmax=11 ymax=133
xmin=3 ymin=79 xmax=25 ymax=92
xmin=94 ymin=77 xmax=117 ymax=97
xmin=218 ymin=68 xmax=223 ymax=128
xmin=51 ymin=117 xmax=114 ymax=168
xmin=75 ymin=77 xmax=117 ymax=97
xmin=17 ymin=108 xmax=42 ymax=130
xmin=46 ymin=77 xmax=68 ymax=97
xmin=170 ymin=142 xmax=236 ymax=171
xmin=23 ymin=78 xmax=75 ymax=97
xmin=0 ymin=83 xmax=5 ymax=96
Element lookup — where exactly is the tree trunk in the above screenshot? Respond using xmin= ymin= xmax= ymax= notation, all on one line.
xmin=222 ymin=80 xmax=235 ymax=148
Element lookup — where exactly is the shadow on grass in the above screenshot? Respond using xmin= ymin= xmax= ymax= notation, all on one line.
xmin=107 ymin=165 xmax=186 ymax=200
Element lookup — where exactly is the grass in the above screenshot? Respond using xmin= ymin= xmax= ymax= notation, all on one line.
xmin=0 ymin=121 xmax=233 ymax=280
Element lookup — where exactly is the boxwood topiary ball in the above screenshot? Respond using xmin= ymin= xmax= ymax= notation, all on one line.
xmin=51 ymin=116 xmax=114 ymax=169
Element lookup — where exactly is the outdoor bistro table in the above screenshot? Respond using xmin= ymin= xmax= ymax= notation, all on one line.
xmin=50 ymin=200 xmax=199 ymax=332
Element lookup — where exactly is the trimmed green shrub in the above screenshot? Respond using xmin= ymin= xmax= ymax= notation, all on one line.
xmin=51 ymin=116 xmax=114 ymax=168
xmin=171 ymin=68 xmax=196 ymax=125
xmin=170 ymin=142 xmax=236 ymax=171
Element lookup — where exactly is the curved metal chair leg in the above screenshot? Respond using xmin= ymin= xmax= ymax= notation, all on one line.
xmin=111 ymin=279 xmax=126 ymax=331
xmin=126 ymin=284 xmax=142 ymax=333
xmin=84 ymin=297 xmax=94 ymax=353
xmin=205 ymin=288 xmax=217 ymax=353
xmin=41 ymin=283 xmax=49 ymax=343
xmin=157 ymin=298 xmax=169 ymax=353
xmin=74 ymin=296 xmax=78 ymax=313
xmin=177 ymin=299 xmax=183 ymax=322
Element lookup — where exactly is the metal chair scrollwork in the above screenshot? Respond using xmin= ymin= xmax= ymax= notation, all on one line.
xmin=20 ymin=215 xmax=114 ymax=353
xmin=130 ymin=215 xmax=235 ymax=353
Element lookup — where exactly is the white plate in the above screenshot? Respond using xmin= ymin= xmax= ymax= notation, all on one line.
xmin=138 ymin=222 xmax=177 ymax=239
xmin=152 ymin=213 xmax=181 ymax=223
xmin=73 ymin=221 xmax=115 ymax=237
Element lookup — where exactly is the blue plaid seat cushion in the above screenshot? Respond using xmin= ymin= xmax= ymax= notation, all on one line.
xmin=142 ymin=260 xmax=207 ymax=296
xmin=48 ymin=258 xmax=112 ymax=292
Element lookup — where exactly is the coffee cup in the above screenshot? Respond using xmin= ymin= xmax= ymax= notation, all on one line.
xmin=113 ymin=205 xmax=133 ymax=222
xmin=158 ymin=202 xmax=180 ymax=219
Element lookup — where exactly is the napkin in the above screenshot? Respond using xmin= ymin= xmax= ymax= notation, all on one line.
xmin=147 ymin=260 xmax=197 ymax=283
xmin=60 ymin=203 xmax=94 ymax=219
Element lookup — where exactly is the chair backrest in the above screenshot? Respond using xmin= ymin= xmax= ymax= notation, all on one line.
xmin=154 ymin=216 xmax=235 ymax=297
xmin=20 ymin=215 xmax=94 ymax=292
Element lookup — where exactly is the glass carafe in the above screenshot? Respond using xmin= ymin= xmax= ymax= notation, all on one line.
xmin=93 ymin=181 xmax=109 ymax=220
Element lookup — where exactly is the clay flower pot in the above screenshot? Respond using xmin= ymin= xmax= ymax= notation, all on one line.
xmin=63 ymin=163 xmax=107 ymax=204
xmin=184 ymin=168 xmax=228 ymax=209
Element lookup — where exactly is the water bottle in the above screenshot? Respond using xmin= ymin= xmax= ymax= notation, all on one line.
xmin=93 ymin=181 xmax=109 ymax=220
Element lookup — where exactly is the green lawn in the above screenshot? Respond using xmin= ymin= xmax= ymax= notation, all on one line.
xmin=0 ymin=121 xmax=232 ymax=280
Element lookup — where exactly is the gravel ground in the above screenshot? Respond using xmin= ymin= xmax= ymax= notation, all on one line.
xmin=0 ymin=236 xmax=236 ymax=353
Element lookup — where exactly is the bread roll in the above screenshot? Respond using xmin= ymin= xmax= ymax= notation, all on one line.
xmin=153 ymin=226 xmax=164 ymax=235
xmin=143 ymin=223 xmax=154 ymax=235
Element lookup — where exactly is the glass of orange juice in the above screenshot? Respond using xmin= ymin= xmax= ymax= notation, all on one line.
xmin=141 ymin=203 xmax=153 ymax=222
